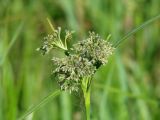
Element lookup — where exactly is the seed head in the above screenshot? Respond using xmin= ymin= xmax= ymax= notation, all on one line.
xmin=38 ymin=28 xmax=114 ymax=93
xmin=37 ymin=27 xmax=74 ymax=55
xmin=73 ymin=32 xmax=114 ymax=68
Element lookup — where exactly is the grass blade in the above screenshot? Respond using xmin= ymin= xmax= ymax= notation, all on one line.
xmin=0 ymin=21 xmax=24 ymax=66
xmin=18 ymin=89 xmax=61 ymax=120
xmin=114 ymin=14 xmax=160 ymax=47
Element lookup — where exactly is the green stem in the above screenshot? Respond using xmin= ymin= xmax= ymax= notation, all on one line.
xmin=81 ymin=77 xmax=91 ymax=120
xmin=84 ymin=87 xmax=90 ymax=120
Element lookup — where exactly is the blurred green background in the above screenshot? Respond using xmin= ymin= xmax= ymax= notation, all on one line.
xmin=0 ymin=0 xmax=160 ymax=120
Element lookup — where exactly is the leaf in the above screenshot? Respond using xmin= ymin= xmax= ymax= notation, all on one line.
xmin=114 ymin=14 xmax=160 ymax=47
xmin=18 ymin=90 xmax=61 ymax=120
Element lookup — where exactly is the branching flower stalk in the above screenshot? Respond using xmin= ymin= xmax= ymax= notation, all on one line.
xmin=37 ymin=20 xmax=114 ymax=120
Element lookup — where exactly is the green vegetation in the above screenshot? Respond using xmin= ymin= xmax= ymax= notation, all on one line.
xmin=0 ymin=0 xmax=160 ymax=120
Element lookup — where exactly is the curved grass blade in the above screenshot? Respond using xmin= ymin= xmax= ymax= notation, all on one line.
xmin=114 ymin=14 xmax=160 ymax=48
xmin=18 ymin=89 xmax=61 ymax=120
xmin=0 ymin=21 xmax=24 ymax=66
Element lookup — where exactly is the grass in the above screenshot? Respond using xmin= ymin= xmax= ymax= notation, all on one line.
xmin=18 ymin=90 xmax=61 ymax=120
xmin=0 ymin=0 xmax=160 ymax=120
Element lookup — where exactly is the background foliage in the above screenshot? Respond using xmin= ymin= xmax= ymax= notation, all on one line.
xmin=0 ymin=0 xmax=160 ymax=120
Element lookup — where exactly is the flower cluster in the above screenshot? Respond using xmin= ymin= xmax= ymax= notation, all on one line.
xmin=52 ymin=55 xmax=96 ymax=92
xmin=37 ymin=27 xmax=74 ymax=55
xmin=38 ymin=28 xmax=114 ymax=93
xmin=73 ymin=32 xmax=114 ymax=68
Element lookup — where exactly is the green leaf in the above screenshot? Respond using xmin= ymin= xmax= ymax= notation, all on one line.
xmin=18 ymin=90 xmax=61 ymax=120
xmin=114 ymin=14 xmax=160 ymax=47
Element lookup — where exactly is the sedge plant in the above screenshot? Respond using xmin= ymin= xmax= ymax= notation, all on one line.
xmin=37 ymin=19 xmax=114 ymax=120
xmin=18 ymin=14 xmax=160 ymax=120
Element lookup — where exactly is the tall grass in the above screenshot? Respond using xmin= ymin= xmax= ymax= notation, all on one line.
xmin=0 ymin=0 xmax=160 ymax=120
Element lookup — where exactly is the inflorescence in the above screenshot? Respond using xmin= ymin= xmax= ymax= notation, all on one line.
xmin=37 ymin=27 xmax=114 ymax=93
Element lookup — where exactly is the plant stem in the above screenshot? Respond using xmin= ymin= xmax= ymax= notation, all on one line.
xmin=81 ymin=77 xmax=91 ymax=120
xmin=84 ymin=86 xmax=90 ymax=120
